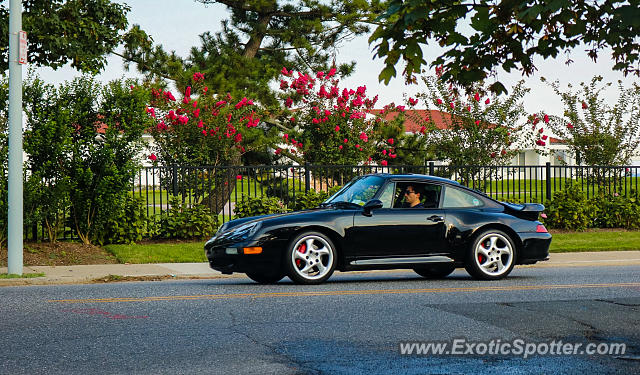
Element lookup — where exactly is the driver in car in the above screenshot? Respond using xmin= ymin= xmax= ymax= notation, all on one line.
xmin=405 ymin=185 xmax=424 ymax=208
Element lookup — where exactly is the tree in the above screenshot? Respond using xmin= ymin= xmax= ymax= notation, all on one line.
xmin=22 ymin=76 xmax=152 ymax=244
xmin=275 ymin=68 xmax=405 ymax=166
xmin=0 ymin=0 xmax=130 ymax=73
xmin=531 ymin=76 xmax=640 ymax=166
xmin=408 ymin=73 xmax=530 ymax=180
xmin=121 ymin=0 xmax=383 ymax=106
xmin=23 ymin=76 xmax=73 ymax=242
xmin=370 ymin=1 xmax=640 ymax=95
xmin=146 ymin=72 xmax=277 ymax=211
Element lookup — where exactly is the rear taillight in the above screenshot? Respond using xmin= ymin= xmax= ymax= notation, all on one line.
xmin=536 ymin=224 xmax=548 ymax=233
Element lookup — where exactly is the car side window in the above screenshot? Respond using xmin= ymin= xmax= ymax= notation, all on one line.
xmin=392 ymin=182 xmax=442 ymax=209
xmin=378 ymin=182 xmax=395 ymax=208
xmin=442 ymin=187 xmax=484 ymax=208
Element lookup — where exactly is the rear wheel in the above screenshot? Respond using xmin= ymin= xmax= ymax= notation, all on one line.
xmin=285 ymin=231 xmax=337 ymax=285
xmin=465 ymin=229 xmax=516 ymax=280
xmin=413 ymin=264 xmax=456 ymax=279
xmin=245 ymin=270 xmax=285 ymax=284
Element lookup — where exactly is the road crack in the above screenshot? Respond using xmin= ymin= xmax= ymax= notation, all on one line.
xmin=225 ymin=311 xmax=321 ymax=375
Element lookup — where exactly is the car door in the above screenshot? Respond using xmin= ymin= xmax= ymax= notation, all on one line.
xmin=349 ymin=181 xmax=448 ymax=258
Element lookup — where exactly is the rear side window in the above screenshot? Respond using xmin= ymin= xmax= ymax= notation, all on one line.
xmin=442 ymin=187 xmax=484 ymax=208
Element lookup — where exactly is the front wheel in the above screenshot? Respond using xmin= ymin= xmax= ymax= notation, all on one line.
xmin=285 ymin=231 xmax=337 ymax=285
xmin=413 ymin=264 xmax=456 ymax=279
xmin=465 ymin=229 xmax=516 ymax=280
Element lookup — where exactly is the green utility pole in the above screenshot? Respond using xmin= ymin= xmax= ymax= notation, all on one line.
xmin=7 ymin=0 xmax=23 ymax=275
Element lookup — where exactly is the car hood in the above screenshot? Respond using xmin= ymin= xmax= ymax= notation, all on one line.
xmin=217 ymin=207 xmax=350 ymax=234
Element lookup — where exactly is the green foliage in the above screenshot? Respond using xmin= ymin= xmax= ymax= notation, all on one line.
xmin=0 ymin=1 xmax=130 ymax=73
xmin=122 ymin=0 xmax=383 ymax=106
xmin=275 ymin=69 xmax=405 ymax=166
xmin=235 ymin=195 xmax=287 ymax=218
xmin=292 ymin=190 xmax=330 ymax=211
xmin=408 ymin=75 xmax=530 ymax=180
xmin=98 ymin=196 xmax=149 ymax=245
xmin=544 ymin=186 xmax=640 ymax=230
xmin=543 ymin=185 xmax=595 ymax=231
xmin=158 ymin=197 xmax=218 ymax=239
xmin=22 ymin=75 xmax=152 ymax=245
xmin=593 ymin=193 xmax=640 ymax=229
xmin=532 ymin=76 xmax=640 ymax=166
xmin=370 ymin=1 xmax=640 ymax=94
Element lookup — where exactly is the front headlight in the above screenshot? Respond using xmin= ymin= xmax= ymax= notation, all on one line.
xmin=228 ymin=221 xmax=261 ymax=240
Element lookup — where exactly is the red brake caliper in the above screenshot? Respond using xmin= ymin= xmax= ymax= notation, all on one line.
xmin=295 ymin=243 xmax=307 ymax=267
xmin=478 ymin=241 xmax=487 ymax=263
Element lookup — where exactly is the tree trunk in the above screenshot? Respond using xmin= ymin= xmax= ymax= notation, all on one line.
xmin=201 ymin=154 xmax=242 ymax=217
xmin=242 ymin=13 xmax=272 ymax=58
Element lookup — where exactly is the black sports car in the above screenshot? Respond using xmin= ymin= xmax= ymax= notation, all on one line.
xmin=204 ymin=174 xmax=551 ymax=284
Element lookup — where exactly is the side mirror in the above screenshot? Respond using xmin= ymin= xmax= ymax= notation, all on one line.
xmin=362 ymin=199 xmax=383 ymax=216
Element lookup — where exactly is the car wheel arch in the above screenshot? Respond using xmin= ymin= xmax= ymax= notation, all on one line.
xmin=471 ymin=223 xmax=523 ymax=260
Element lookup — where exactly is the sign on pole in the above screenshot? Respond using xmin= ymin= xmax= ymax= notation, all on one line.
xmin=18 ymin=30 xmax=27 ymax=64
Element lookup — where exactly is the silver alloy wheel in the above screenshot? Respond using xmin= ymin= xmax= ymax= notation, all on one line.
xmin=473 ymin=232 xmax=514 ymax=277
xmin=290 ymin=235 xmax=334 ymax=281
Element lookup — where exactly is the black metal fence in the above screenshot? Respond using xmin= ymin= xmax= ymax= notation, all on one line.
xmin=131 ymin=162 xmax=640 ymax=225
xmin=19 ymin=162 xmax=640 ymax=241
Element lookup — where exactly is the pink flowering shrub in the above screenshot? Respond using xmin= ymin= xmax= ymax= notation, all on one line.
xmin=147 ymin=74 xmax=266 ymax=166
xmin=276 ymin=68 xmax=404 ymax=166
xmin=410 ymin=73 xmax=530 ymax=168
xmin=530 ymin=76 xmax=640 ymax=166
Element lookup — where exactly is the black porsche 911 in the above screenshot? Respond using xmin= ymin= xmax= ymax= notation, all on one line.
xmin=204 ymin=174 xmax=551 ymax=284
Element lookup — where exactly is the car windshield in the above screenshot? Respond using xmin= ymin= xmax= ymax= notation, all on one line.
xmin=324 ymin=175 xmax=385 ymax=206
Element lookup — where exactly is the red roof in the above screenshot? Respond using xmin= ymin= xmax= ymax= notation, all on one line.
xmin=372 ymin=109 xmax=563 ymax=146
xmin=370 ymin=109 xmax=450 ymax=132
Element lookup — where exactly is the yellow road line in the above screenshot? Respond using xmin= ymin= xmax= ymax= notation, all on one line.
xmin=47 ymin=282 xmax=640 ymax=304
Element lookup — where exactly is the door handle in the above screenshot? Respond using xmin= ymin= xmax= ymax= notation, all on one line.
xmin=427 ymin=215 xmax=444 ymax=222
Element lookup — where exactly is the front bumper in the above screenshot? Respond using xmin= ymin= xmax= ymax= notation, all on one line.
xmin=517 ymin=232 xmax=552 ymax=264
xmin=204 ymin=238 xmax=287 ymax=274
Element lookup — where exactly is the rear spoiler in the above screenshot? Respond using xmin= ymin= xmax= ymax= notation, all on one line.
xmin=501 ymin=202 xmax=545 ymax=221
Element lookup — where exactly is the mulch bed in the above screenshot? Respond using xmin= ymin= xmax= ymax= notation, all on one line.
xmin=0 ymin=242 xmax=119 ymax=267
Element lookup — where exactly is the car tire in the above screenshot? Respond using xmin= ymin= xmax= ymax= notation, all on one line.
xmin=245 ymin=270 xmax=285 ymax=284
xmin=285 ymin=231 xmax=337 ymax=285
xmin=465 ymin=229 xmax=517 ymax=280
xmin=413 ymin=264 xmax=456 ymax=279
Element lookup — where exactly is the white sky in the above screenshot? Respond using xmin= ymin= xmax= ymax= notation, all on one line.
xmin=30 ymin=0 xmax=639 ymax=117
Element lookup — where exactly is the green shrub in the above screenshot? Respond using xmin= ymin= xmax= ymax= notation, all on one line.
xmin=593 ymin=193 xmax=640 ymax=229
xmin=98 ymin=196 xmax=149 ymax=245
xmin=159 ymin=197 xmax=218 ymax=239
xmin=292 ymin=190 xmax=329 ymax=211
xmin=235 ymin=195 xmax=287 ymax=218
xmin=543 ymin=185 xmax=596 ymax=230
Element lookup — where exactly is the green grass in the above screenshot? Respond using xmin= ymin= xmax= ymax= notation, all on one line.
xmin=104 ymin=242 xmax=207 ymax=264
xmin=101 ymin=230 xmax=640 ymax=264
xmin=549 ymin=230 xmax=640 ymax=252
xmin=0 ymin=272 xmax=45 ymax=279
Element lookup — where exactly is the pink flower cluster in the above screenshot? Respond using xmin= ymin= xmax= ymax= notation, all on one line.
xmin=235 ymin=97 xmax=254 ymax=109
xmin=193 ymin=72 xmax=204 ymax=81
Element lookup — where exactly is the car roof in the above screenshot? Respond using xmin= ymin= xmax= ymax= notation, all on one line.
xmin=366 ymin=173 xmax=462 ymax=185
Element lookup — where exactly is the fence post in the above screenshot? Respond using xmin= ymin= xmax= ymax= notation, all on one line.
xmin=545 ymin=162 xmax=552 ymax=201
xmin=429 ymin=161 xmax=434 ymax=176
xmin=172 ymin=164 xmax=178 ymax=197
xmin=304 ymin=162 xmax=311 ymax=192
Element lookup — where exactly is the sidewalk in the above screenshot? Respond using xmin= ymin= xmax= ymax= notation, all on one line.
xmin=2 ymin=251 xmax=640 ymax=287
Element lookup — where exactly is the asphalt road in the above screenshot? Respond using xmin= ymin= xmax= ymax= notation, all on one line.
xmin=1 ymin=265 xmax=639 ymax=375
